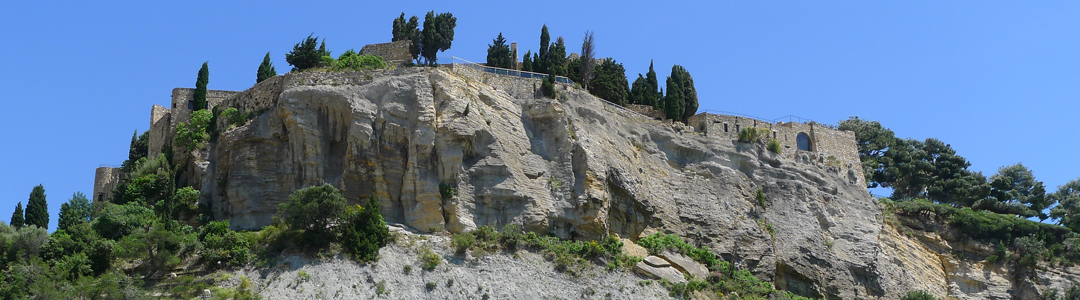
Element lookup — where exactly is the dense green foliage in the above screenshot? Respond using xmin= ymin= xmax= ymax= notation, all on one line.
xmin=661 ymin=65 xmax=697 ymax=123
xmin=587 ymin=58 xmax=629 ymax=105
xmin=548 ymin=37 xmax=567 ymax=77
xmin=199 ymin=220 xmax=251 ymax=269
xmin=325 ymin=49 xmax=390 ymax=72
xmin=541 ymin=70 xmax=556 ymax=98
xmin=767 ymin=138 xmax=782 ymax=154
xmin=256 ymin=52 xmax=277 ymax=83
xmin=25 ymin=185 xmax=48 ymax=230
xmin=286 ymin=34 xmax=331 ymax=71
xmin=277 ymin=184 xmax=347 ymax=246
xmin=1052 ymin=179 xmax=1080 ymax=232
xmin=57 ymin=192 xmax=91 ymax=232
xmin=121 ymin=130 xmax=150 ymax=170
xmin=9 ymin=202 xmax=23 ymax=229
xmin=340 ymin=197 xmax=390 ymax=262
xmin=194 ymin=62 xmax=209 ymax=111
xmin=521 ymin=50 xmax=533 ymax=72
xmin=174 ymin=109 xmax=212 ymax=153
xmin=419 ymin=11 xmax=456 ymax=65
xmin=485 ymin=32 xmax=512 ymax=69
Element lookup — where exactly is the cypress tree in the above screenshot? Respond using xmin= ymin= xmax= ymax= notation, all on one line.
xmin=646 ymin=61 xmax=660 ymax=108
xmin=193 ymin=62 xmax=209 ymax=111
xmin=664 ymin=76 xmax=684 ymax=121
xmin=536 ymin=25 xmax=551 ymax=73
xmin=10 ymin=202 xmax=23 ymax=228
xmin=548 ymin=37 xmax=567 ymax=77
xmin=521 ymin=50 xmax=533 ymax=72
xmin=669 ymin=65 xmax=698 ymax=122
xmin=257 ymin=52 xmax=277 ymax=83
xmin=25 ymin=184 xmax=48 ymax=229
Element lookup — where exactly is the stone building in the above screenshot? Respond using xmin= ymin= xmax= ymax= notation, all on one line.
xmin=687 ymin=112 xmax=864 ymax=187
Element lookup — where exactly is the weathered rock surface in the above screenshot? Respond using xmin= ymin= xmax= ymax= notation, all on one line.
xmin=660 ymin=251 xmax=710 ymax=280
xmin=636 ymin=257 xmax=687 ymax=284
xmin=196 ymin=67 xmax=1080 ymax=299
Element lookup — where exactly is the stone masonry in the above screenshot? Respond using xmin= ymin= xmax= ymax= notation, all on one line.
xmin=359 ymin=40 xmax=413 ymax=65
xmin=687 ymin=112 xmax=864 ymax=187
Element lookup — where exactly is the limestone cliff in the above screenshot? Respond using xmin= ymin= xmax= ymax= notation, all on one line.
xmin=168 ymin=67 xmax=1077 ymax=299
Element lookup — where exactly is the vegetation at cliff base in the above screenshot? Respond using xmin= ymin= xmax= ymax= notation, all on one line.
xmin=449 ymin=225 xmax=639 ymax=276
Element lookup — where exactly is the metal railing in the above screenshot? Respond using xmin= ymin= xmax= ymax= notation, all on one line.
xmin=697 ymin=110 xmax=835 ymax=127
xmin=98 ymin=164 xmax=122 ymax=168
xmin=450 ymin=57 xmax=574 ymax=84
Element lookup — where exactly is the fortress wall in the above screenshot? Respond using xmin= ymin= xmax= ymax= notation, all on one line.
xmin=689 ymin=113 xmax=865 ymax=186
xmin=451 ymin=64 xmax=543 ymax=99
xmin=359 ymin=40 xmax=413 ymax=65
xmin=148 ymin=105 xmax=171 ymax=159
xmin=213 ymin=75 xmax=287 ymax=131
xmin=169 ymin=88 xmax=240 ymax=130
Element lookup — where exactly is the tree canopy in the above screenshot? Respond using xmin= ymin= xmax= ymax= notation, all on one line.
xmin=58 ymin=192 xmax=92 ymax=232
xmin=256 ymin=52 xmax=277 ymax=83
xmin=392 ymin=13 xmax=421 ymax=62
xmin=587 ymin=58 xmax=630 ymax=105
xmin=10 ymin=202 xmax=24 ymax=228
xmin=285 ymin=34 xmax=331 ymax=71
xmin=419 ymin=11 xmax=456 ymax=65
xmin=486 ymin=32 xmax=512 ymax=69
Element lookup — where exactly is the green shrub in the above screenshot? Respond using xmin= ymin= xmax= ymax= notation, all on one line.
xmin=92 ymin=203 xmax=155 ymax=240
xmin=341 ymin=196 xmax=390 ymax=262
xmin=199 ymin=220 xmax=251 ymax=269
xmin=439 ymin=183 xmax=456 ymax=200
xmin=175 ymin=109 xmax=212 ymax=152
xmin=277 ymin=184 xmax=347 ymax=248
xmin=737 ymin=127 xmax=758 ymax=143
xmin=541 ymin=72 xmax=556 ymax=98
xmin=637 ymin=233 xmax=722 ymax=271
xmin=330 ymin=50 xmax=389 ymax=71
xmin=221 ymin=108 xmax=249 ymax=129
xmin=451 ymin=231 xmax=475 ymax=255
xmin=767 ymin=138 xmax=781 ymax=153
xmin=419 ymin=245 xmax=441 ymax=270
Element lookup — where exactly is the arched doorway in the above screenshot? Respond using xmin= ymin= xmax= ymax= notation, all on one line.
xmin=797 ymin=132 xmax=812 ymax=151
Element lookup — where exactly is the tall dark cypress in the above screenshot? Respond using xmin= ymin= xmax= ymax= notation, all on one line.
xmin=646 ymin=61 xmax=660 ymax=108
xmin=194 ymin=62 xmax=209 ymax=111
xmin=25 ymin=184 xmax=48 ymax=229
xmin=10 ymin=202 xmax=24 ymax=228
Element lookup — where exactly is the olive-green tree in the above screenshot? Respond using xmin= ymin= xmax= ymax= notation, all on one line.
xmin=485 ymin=32 xmax=512 ymax=69
xmin=256 ymin=52 xmax=277 ymax=83
xmin=193 ymin=62 xmax=209 ymax=111
xmin=25 ymin=185 xmax=48 ymax=230
xmin=277 ymin=184 xmax=348 ymax=247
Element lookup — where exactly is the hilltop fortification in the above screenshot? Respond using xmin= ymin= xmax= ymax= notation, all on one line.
xmin=93 ymin=61 xmax=1080 ymax=299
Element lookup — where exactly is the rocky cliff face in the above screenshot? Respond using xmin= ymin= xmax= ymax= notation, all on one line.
xmin=193 ymin=67 xmax=1076 ymax=299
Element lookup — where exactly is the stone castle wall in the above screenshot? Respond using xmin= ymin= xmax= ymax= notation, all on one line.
xmin=148 ymin=105 xmax=171 ymax=159
xmin=688 ymin=113 xmax=864 ymax=186
xmin=169 ymin=88 xmax=240 ymax=130
xmin=450 ymin=63 xmax=545 ymax=99
xmin=359 ymin=40 xmax=413 ymax=65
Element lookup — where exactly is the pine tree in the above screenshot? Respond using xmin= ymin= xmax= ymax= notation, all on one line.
xmin=256 ymin=52 xmax=277 ymax=83
xmin=486 ymin=32 xmax=512 ymax=69
xmin=10 ymin=202 xmax=23 ymax=228
xmin=25 ymin=184 xmax=48 ymax=229
xmin=419 ymin=11 xmax=456 ymax=65
xmin=193 ymin=62 xmax=209 ymax=111
xmin=286 ymin=34 xmax=328 ymax=71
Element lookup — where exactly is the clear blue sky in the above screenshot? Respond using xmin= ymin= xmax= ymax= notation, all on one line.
xmin=3 ymin=1 xmax=1079 ymax=231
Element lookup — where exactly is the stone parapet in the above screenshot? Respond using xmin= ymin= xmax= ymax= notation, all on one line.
xmin=148 ymin=105 xmax=171 ymax=159
xmin=359 ymin=40 xmax=413 ymax=65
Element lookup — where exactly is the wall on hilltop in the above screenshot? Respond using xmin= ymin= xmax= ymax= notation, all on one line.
xmin=688 ymin=113 xmax=864 ymax=186
xmin=359 ymin=40 xmax=413 ymax=65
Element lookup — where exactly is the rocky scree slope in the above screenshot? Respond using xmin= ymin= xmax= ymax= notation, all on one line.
xmin=189 ymin=67 xmax=1074 ymax=299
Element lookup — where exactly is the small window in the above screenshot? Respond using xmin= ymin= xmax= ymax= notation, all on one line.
xmin=188 ymin=101 xmax=194 ymax=110
xmin=773 ymin=131 xmax=777 ymax=139
xmin=736 ymin=125 xmax=741 ymax=132
xmin=723 ymin=123 xmax=729 ymax=132
xmin=797 ymin=132 xmax=812 ymax=151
